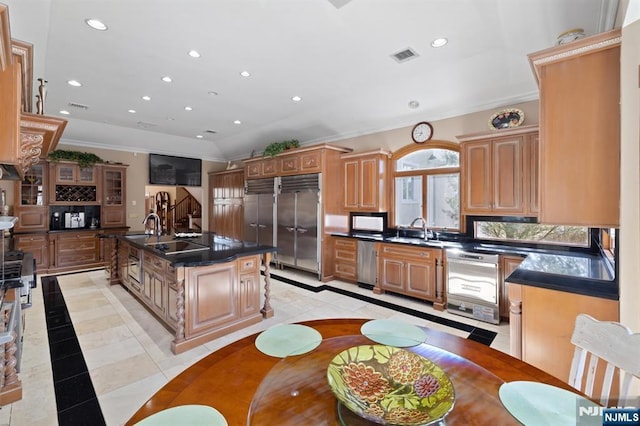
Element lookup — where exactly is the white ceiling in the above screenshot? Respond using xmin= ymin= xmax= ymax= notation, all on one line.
xmin=2 ymin=0 xmax=622 ymax=162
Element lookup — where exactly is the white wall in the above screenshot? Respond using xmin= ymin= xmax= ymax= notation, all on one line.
xmin=621 ymin=3 xmax=640 ymax=333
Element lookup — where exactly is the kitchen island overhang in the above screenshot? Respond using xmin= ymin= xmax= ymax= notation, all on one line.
xmin=111 ymin=233 xmax=277 ymax=354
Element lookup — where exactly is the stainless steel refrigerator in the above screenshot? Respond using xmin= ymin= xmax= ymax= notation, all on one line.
xmin=243 ymin=177 xmax=276 ymax=246
xmin=277 ymin=173 xmax=321 ymax=277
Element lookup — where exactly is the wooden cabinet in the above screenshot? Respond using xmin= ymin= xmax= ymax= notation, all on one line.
xmin=507 ymin=283 xmax=618 ymax=381
xmin=49 ymin=161 xmax=100 ymax=205
xmin=102 ymin=165 xmax=127 ymax=227
xmin=14 ymin=233 xmax=48 ymax=270
xmin=13 ymin=162 xmax=48 ymax=232
xmin=183 ymin=254 xmax=262 ymax=339
xmin=246 ymin=158 xmax=277 ymax=179
xmin=143 ymin=253 xmax=167 ymax=316
xmin=0 ymin=50 xmax=22 ymax=176
xmin=529 ymin=29 xmax=620 ymax=227
xmin=49 ymin=230 xmax=101 ymax=271
xmin=52 ymin=162 xmax=97 ymax=185
xmin=499 ymin=254 xmax=524 ymax=319
xmin=238 ymin=255 xmax=261 ymax=317
xmin=333 ymin=237 xmax=358 ymax=283
xmin=209 ymin=169 xmax=244 ymax=240
xmin=375 ymin=243 xmax=444 ymax=307
xmin=459 ymin=126 xmax=538 ymax=217
xmin=341 ymin=149 xmax=390 ymax=212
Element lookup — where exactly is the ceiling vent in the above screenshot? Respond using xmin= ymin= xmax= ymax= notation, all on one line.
xmin=68 ymin=102 xmax=89 ymax=110
xmin=391 ymin=47 xmax=419 ymax=63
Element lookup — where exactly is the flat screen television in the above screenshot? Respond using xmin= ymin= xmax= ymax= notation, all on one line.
xmin=149 ymin=153 xmax=202 ymax=186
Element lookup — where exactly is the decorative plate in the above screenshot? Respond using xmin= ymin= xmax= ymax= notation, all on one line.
xmin=488 ymin=108 xmax=524 ymax=130
xmin=327 ymin=345 xmax=455 ymax=425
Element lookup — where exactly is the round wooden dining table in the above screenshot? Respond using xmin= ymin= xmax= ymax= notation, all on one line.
xmin=125 ymin=318 xmax=577 ymax=425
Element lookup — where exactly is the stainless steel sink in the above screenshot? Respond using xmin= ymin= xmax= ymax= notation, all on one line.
xmin=385 ymin=236 xmax=461 ymax=249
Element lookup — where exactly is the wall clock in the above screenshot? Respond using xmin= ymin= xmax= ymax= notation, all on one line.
xmin=411 ymin=122 xmax=433 ymax=144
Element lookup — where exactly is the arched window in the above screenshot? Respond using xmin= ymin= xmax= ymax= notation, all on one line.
xmin=392 ymin=141 xmax=460 ymax=230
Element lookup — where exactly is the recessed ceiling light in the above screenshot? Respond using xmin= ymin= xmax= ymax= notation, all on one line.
xmin=59 ymin=110 xmax=70 ymax=115
xmin=67 ymin=80 xmax=82 ymax=87
xmin=431 ymin=37 xmax=448 ymax=48
xmin=142 ymin=95 xmax=151 ymax=101
xmin=184 ymin=106 xmax=193 ymax=111
xmin=233 ymin=120 xmax=242 ymax=124
xmin=291 ymin=96 xmax=302 ymax=102
xmin=208 ymin=91 xmax=218 ymax=96
xmin=240 ymin=71 xmax=250 ymax=77
xmin=161 ymin=76 xmax=172 ymax=83
xmin=408 ymin=100 xmax=420 ymax=109
xmin=128 ymin=109 xmax=136 ymax=114
xmin=188 ymin=50 xmax=201 ymax=58
xmin=85 ymin=18 xmax=108 ymax=31
xmin=196 ymin=135 xmax=203 ymax=139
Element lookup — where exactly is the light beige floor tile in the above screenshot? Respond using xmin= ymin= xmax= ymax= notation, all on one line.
xmin=6 ymin=267 xmax=510 ymax=426
xmin=90 ymin=351 xmax=162 ymax=396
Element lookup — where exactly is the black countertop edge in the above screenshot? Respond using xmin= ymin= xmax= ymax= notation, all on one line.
xmin=114 ymin=232 xmax=277 ymax=267
xmin=12 ymin=226 xmax=131 ymax=235
xmin=506 ymin=268 xmax=618 ymax=301
xmin=332 ymin=231 xmax=617 ymax=300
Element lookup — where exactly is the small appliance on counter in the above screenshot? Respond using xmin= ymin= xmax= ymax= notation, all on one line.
xmin=51 ymin=212 xmax=62 ymax=230
xmin=65 ymin=212 xmax=85 ymax=229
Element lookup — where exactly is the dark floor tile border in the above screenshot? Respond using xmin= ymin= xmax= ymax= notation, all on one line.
xmin=41 ymin=275 xmax=106 ymax=426
xmin=268 ymin=272 xmax=498 ymax=346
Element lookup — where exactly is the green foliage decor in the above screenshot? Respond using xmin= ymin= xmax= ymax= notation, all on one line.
xmin=263 ymin=139 xmax=300 ymax=157
xmin=48 ymin=149 xmax=104 ymax=168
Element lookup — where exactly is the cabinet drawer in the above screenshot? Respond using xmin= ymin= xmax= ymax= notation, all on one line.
xmin=58 ymin=239 xmax=96 ymax=251
xmin=380 ymin=244 xmax=434 ymax=260
xmin=335 ymin=238 xmax=357 ymax=250
xmin=239 ymin=255 xmax=260 ymax=273
xmin=58 ymin=250 xmax=99 ymax=266
xmin=144 ymin=254 xmax=166 ymax=271
xmin=335 ymin=262 xmax=357 ymax=279
xmin=15 ymin=234 xmax=47 ymax=245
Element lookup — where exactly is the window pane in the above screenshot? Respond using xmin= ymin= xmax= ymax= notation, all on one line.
xmin=396 ymin=149 xmax=459 ymax=171
xmin=395 ymin=176 xmax=422 ymax=226
xmin=427 ymin=174 xmax=459 ymax=229
xmin=475 ymin=222 xmax=589 ymax=247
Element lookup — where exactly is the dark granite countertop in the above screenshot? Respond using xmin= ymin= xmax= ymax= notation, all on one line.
xmin=332 ymin=232 xmax=617 ymax=300
xmin=116 ymin=232 xmax=276 ymax=267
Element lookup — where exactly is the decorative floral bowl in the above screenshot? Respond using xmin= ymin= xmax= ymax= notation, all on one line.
xmin=327 ymin=345 xmax=455 ymax=425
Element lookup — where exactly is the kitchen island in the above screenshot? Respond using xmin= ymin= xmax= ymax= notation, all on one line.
xmin=112 ymin=232 xmax=276 ymax=354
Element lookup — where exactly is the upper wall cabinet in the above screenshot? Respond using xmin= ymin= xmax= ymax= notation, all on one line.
xmin=458 ymin=125 xmax=538 ymax=217
xmin=341 ymin=149 xmax=390 ymax=212
xmin=528 ymin=29 xmax=620 ymax=227
xmin=243 ymin=144 xmax=351 ymax=180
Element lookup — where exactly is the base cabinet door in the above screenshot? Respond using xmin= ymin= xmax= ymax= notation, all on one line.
xmin=379 ymin=257 xmax=404 ymax=292
xmin=405 ymin=261 xmax=434 ymax=300
xmin=376 ymin=243 xmax=441 ymax=303
xmin=185 ymin=263 xmax=239 ymax=338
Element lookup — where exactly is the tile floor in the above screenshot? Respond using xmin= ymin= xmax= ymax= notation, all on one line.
xmin=0 ymin=267 xmax=510 ymax=426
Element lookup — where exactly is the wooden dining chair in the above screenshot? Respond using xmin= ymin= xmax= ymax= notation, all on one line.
xmin=568 ymin=313 xmax=640 ymax=406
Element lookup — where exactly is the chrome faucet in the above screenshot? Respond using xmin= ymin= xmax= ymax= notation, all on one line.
xmin=409 ymin=217 xmax=433 ymax=240
xmin=142 ymin=211 xmax=162 ymax=238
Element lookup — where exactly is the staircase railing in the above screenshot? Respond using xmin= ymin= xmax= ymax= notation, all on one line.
xmin=169 ymin=193 xmax=202 ymax=231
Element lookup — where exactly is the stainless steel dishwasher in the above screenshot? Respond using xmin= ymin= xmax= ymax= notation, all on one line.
xmin=357 ymin=240 xmax=377 ymax=285
xmin=446 ymin=249 xmax=500 ymax=324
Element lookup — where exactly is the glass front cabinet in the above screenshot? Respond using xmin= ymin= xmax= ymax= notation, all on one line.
xmin=13 ymin=162 xmax=48 ymax=232
xmin=101 ymin=165 xmax=127 ymax=227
